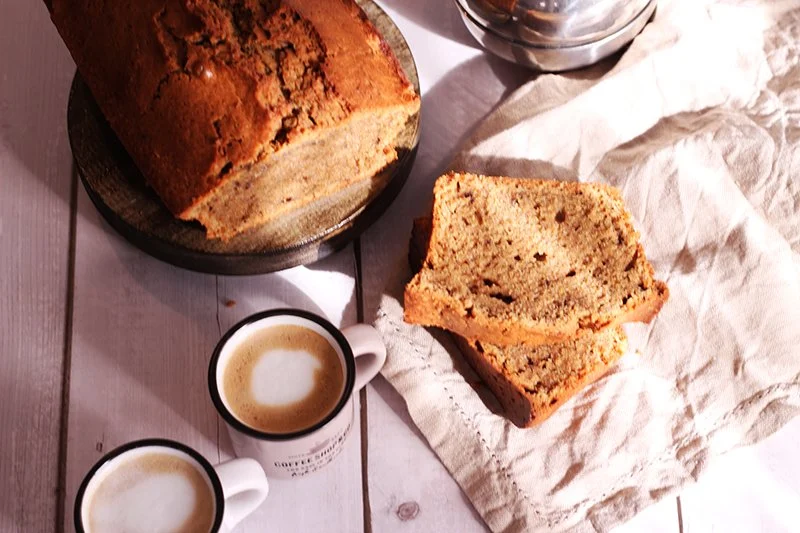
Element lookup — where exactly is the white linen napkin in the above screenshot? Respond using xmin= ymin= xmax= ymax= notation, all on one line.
xmin=373 ymin=1 xmax=800 ymax=531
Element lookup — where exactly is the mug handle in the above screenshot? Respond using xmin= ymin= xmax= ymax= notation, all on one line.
xmin=341 ymin=324 xmax=387 ymax=390
xmin=214 ymin=458 xmax=269 ymax=531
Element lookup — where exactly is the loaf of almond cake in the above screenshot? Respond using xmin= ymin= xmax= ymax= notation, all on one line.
xmin=50 ymin=0 xmax=420 ymax=239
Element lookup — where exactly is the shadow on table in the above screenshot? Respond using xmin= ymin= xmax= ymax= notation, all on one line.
xmin=451 ymin=154 xmax=580 ymax=182
xmin=420 ymin=52 xmax=530 ymax=189
xmin=59 ymin=405 xmax=116 ymax=530
xmin=421 ymin=52 xmax=534 ymax=165
xmin=379 ymin=0 xmax=480 ymax=49
xmin=359 ymin=52 xmax=532 ymax=322
xmin=0 ymin=347 xmax=103 ymax=531
xmin=73 ymin=188 xmax=352 ymax=461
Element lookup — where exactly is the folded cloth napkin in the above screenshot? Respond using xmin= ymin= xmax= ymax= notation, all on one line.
xmin=374 ymin=1 xmax=800 ymax=531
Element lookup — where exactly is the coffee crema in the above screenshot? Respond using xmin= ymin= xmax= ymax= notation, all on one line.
xmin=85 ymin=451 xmax=215 ymax=533
xmin=222 ymin=324 xmax=344 ymax=434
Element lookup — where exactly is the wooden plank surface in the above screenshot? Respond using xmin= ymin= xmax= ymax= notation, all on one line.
xmin=58 ymin=0 xmax=363 ymax=527
xmin=64 ymin=187 xmax=364 ymax=531
xmin=361 ymin=2 xmax=530 ymax=531
xmin=63 ymin=188 xmax=220 ymax=530
xmin=216 ymin=259 xmax=364 ymax=533
xmin=366 ymin=377 xmax=490 ymax=532
xmin=0 ymin=2 xmax=76 ymax=531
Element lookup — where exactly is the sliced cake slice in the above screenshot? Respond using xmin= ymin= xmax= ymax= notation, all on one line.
xmin=454 ymin=329 xmax=627 ymax=427
xmin=404 ymin=172 xmax=668 ymax=346
xmin=409 ymin=216 xmax=628 ymax=427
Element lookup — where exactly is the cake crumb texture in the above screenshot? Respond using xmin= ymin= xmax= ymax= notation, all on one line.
xmin=405 ymin=172 xmax=668 ymax=346
xmin=409 ymin=214 xmax=631 ymax=427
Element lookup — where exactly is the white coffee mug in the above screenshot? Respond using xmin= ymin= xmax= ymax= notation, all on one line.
xmin=208 ymin=309 xmax=387 ymax=479
xmin=74 ymin=438 xmax=269 ymax=533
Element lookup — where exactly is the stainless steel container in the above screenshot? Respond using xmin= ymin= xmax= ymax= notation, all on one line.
xmin=454 ymin=0 xmax=657 ymax=71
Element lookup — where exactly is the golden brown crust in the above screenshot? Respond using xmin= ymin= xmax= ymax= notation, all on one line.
xmin=51 ymin=0 xmax=419 ymax=237
xmin=403 ymin=285 xmax=570 ymax=345
xmin=288 ymin=0 xmax=417 ymax=110
xmin=284 ymin=0 xmax=417 ymax=110
xmin=621 ymin=280 xmax=669 ymax=323
xmin=405 ymin=282 xmax=665 ymax=346
xmin=405 ymin=273 xmax=668 ymax=344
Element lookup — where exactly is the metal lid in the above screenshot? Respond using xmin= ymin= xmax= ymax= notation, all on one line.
xmin=459 ymin=0 xmax=654 ymax=47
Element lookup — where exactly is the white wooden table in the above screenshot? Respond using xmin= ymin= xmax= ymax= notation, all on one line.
xmin=2 ymin=1 xmax=799 ymax=531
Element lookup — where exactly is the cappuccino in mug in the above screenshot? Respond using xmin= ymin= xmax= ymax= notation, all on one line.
xmin=222 ymin=324 xmax=345 ymax=434
xmin=75 ymin=439 xmax=269 ymax=533
xmin=81 ymin=447 xmax=216 ymax=533
xmin=210 ymin=309 xmax=387 ymax=478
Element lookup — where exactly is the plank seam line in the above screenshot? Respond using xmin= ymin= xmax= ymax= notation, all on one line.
xmin=56 ymin=165 xmax=79 ymax=532
xmin=214 ymin=276 xmax=222 ymax=337
xmin=215 ymin=276 xmax=222 ymax=464
xmin=354 ymin=238 xmax=372 ymax=533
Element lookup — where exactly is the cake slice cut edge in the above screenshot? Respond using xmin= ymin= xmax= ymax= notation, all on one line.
xmin=409 ymin=215 xmax=629 ymax=428
xmin=181 ymin=104 xmax=415 ymax=240
xmin=404 ymin=172 xmax=669 ymax=347
xmin=454 ymin=328 xmax=628 ymax=428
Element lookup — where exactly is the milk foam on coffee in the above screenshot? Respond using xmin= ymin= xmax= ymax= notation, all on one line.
xmin=83 ymin=447 xmax=215 ymax=533
xmin=250 ymin=349 xmax=321 ymax=405
xmin=222 ymin=322 xmax=345 ymax=434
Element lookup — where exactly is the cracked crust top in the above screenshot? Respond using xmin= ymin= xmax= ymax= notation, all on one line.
xmin=51 ymin=0 xmax=418 ymax=215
